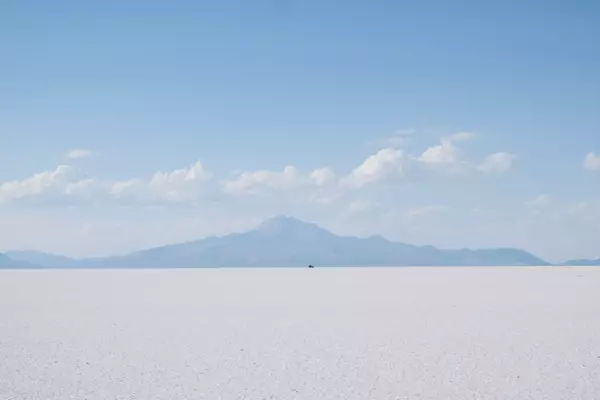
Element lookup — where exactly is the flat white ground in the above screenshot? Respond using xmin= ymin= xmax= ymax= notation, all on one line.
xmin=1 ymin=267 xmax=599 ymax=400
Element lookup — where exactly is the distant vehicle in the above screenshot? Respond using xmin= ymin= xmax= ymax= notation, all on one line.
xmin=308 ymin=264 xmax=315 ymax=268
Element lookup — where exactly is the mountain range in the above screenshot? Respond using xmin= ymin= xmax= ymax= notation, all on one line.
xmin=0 ymin=253 xmax=35 ymax=269
xmin=559 ymin=258 xmax=600 ymax=266
xmin=1 ymin=216 xmax=597 ymax=268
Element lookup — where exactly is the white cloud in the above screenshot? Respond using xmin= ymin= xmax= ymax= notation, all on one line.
xmin=223 ymin=165 xmax=341 ymax=203
xmin=341 ymin=148 xmax=404 ymax=188
xmin=526 ymin=194 xmax=552 ymax=209
xmin=65 ymin=178 xmax=103 ymax=200
xmin=418 ymin=138 xmax=460 ymax=165
xmin=223 ymin=165 xmax=304 ymax=196
xmin=584 ymin=152 xmax=600 ymax=171
xmin=0 ymin=162 xmax=213 ymax=205
xmin=417 ymin=132 xmax=474 ymax=165
xmin=310 ymin=167 xmax=336 ymax=186
xmin=148 ymin=162 xmax=212 ymax=201
xmin=110 ymin=179 xmax=143 ymax=199
xmin=416 ymin=137 xmax=476 ymax=176
xmin=1 ymin=134 xmax=513 ymax=207
xmin=477 ymin=152 xmax=515 ymax=174
xmin=110 ymin=162 xmax=212 ymax=203
xmin=417 ymin=133 xmax=514 ymax=176
xmin=66 ymin=149 xmax=92 ymax=159
xmin=222 ymin=133 xmax=504 ymax=196
xmin=0 ymin=165 xmax=89 ymax=203
xmin=224 ymin=148 xmax=406 ymax=197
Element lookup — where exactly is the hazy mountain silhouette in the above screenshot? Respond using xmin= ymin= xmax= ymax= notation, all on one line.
xmin=6 ymin=251 xmax=81 ymax=268
xmin=560 ymin=258 xmax=600 ymax=266
xmin=5 ymin=216 xmax=550 ymax=268
xmin=0 ymin=252 xmax=36 ymax=269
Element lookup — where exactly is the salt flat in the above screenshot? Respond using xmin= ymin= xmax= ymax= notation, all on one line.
xmin=1 ymin=267 xmax=599 ymax=400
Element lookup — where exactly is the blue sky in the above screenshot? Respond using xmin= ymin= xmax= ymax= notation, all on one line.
xmin=1 ymin=1 xmax=599 ymax=261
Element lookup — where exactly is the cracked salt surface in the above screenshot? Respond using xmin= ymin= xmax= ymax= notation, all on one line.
xmin=1 ymin=267 xmax=599 ymax=399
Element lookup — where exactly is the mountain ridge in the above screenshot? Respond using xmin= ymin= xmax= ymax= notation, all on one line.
xmin=4 ymin=216 xmax=554 ymax=268
xmin=560 ymin=258 xmax=600 ymax=266
xmin=0 ymin=252 xmax=37 ymax=269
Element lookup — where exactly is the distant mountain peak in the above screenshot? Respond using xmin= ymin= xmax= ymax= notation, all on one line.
xmin=4 ymin=216 xmax=551 ymax=268
xmin=256 ymin=215 xmax=320 ymax=233
xmin=366 ymin=234 xmax=387 ymax=242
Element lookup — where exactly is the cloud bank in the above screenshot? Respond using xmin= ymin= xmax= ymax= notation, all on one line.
xmin=0 ymin=135 xmax=515 ymax=206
